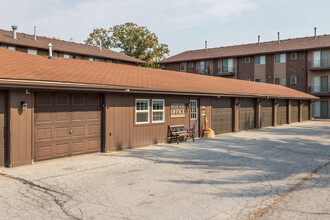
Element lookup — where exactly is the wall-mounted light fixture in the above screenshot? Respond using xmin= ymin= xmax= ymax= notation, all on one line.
xmin=124 ymin=89 xmax=130 ymax=92
xmin=20 ymin=101 xmax=28 ymax=111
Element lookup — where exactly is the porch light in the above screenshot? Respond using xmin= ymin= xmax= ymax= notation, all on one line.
xmin=21 ymin=101 xmax=28 ymax=111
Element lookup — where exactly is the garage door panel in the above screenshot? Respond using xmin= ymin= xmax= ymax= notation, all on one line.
xmin=34 ymin=92 xmax=102 ymax=161
xmin=0 ymin=91 xmax=5 ymax=166
xmin=240 ymin=98 xmax=256 ymax=130
xmin=277 ymin=100 xmax=287 ymax=125
xmin=261 ymin=99 xmax=273 ymax=128
xmin=302 ymin=101 xmax=309 ymax=121
xmin=212 ymin=97 xmax=233 ymax=134
xmin=291 ymin=100 xmax=299 ymax=123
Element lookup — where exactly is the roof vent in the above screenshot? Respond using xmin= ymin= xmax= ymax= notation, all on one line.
xmin=11 ymin=25 xmax=17 ymax=39
xmin=34 ymin=26 xmax=37 ymax=40
xmin=314 ymin=27 xmax=317 ymax=39
xmin=99 ymin=41 xmax=102 ymax=51
xmin=48 ymin=43 xmax=53 ymax=59
xmin=258 ymin=35 xmax=260 ymax=45
xmin=205 ymin=41 xmax=208 ymax=50
xmin=277 ymin=32 xmax=280 ymax=43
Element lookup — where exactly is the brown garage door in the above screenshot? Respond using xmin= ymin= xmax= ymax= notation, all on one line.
xmin=302 ymin=100 xmax=309 ymax=121
xmin=34 ymin=92 xmax=102 ymax=161
xmin=291 ymin=100 xmax=299 ymax=123
xmin=212 ymin=97 xmax=233 ymax=134
xmin=0 ymin=91 xmax=5 ymax=166
xmin=260 ymin=99 xmax=273 ymax=128
xmin=277 ymin=99 xmax=287 ymax=125
xmin=240 ymin=98 xmax=256 ymax=130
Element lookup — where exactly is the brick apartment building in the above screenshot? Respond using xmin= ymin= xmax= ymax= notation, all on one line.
xmin=0 ymin=25 xmax=144 ymax=65
xmin=159 ymin=34 xmax=330 ymax=119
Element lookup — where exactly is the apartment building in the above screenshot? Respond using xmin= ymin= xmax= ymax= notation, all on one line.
xmin=0 ymin=26 xmax=144 ymax=65
xmin=159 ymin=34 xmax=330 ymax=119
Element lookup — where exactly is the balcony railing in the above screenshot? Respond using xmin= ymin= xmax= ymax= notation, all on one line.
xmin=309 ymin=86 xmax=330 ymax=94
xmin=216 ymin=67 xmax=236 ymax=76
xmin=309 ymin=60 xmax=330 ymax=70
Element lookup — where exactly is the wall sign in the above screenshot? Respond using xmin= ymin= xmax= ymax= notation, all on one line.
xmin=201 ymin=106 xmax=206 ymax=116
xmin=170 ymin=103 xmax=185 ymax=118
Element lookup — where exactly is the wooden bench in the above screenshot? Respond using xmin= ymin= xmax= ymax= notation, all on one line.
xmin=167 ymin=125 xmax=195 ymax=144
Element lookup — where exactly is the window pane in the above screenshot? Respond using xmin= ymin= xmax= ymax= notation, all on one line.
xmin=255 ymin=56 xmax=260 ymax=64
xmin=136 ymin=99 xmax=148 ymax=110
xmin=260 ymin=56 xmax=265 ymax=64
xmin=28 ymin=49 xmax=37 ymax=55
xmin=137 ymin=112 xmax=148 ymax=123
xmin=313 ymin=101 xmax=320 ymax=117
xmin=153 ymin=100 xmax=164 ymax=110
xmin=280 ymin=54 xmax=286 ymax=63
xmin=275 ymin=55 xmax=280 ymax=63
xmin=153 ymin=112 xmax=163 ymax=121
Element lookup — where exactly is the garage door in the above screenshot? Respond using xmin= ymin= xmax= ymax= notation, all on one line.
xmin=302 ymin=100 xmax=309 ymax=121
xmin=291 ymin=100 xmax=299 ymax=123
xmin=240 ymin=98 xmax=256 ymax=130
xmin=260 ymin=99 xmax=273 ymax=128
xmin=277 ymin=99 xmax=287 ymax=125
xmin=0 ymin=91 xmax=5 ymax=166
xmin=34 ymin=92 xmax=102 ymax=161
xmin=212 ymin=97 xmax=233 ymax=134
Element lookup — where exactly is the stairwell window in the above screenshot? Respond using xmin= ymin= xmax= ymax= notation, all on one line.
xmin=291 ymin=52 xmax=297 ymax=60
xmin=152 ymin=99 xmax=165 ymax=123
xmin=136 ymin=99 xmax=149 ymax=124
xmin=255 ymin=56 xmax=265 ymax=65
xmin=290 ymin=76 xmax=297 ymax=85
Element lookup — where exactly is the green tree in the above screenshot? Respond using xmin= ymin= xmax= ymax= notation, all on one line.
xmin=85 ymin=23 xmax=169 ymax=68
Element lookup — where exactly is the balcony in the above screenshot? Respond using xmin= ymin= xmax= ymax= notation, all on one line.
xmin=215 ymin=67 xmax=236 ymax=76
xmin=309 ymin=86 xmax=330 ymax=95
xmin=309 ymin=60 xmax=330 ymax=70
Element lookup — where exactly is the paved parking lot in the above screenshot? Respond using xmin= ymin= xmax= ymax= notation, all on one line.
xmin=0 ymin=121 xmax=329 ymax=220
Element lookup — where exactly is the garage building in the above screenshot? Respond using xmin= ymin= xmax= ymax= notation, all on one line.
xmin=0 ymin=48 xmax=317 ymax=167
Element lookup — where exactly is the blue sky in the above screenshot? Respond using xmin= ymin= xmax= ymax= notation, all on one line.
xmin=0 ymin=0 xmax=329 ymax=56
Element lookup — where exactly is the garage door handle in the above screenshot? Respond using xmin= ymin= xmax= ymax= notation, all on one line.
xmin=69 ymin=130 xmax=72 ymax=134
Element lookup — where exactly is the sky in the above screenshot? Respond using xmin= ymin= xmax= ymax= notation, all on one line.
xmin=0 ymin=0 xmax=329 ymax=56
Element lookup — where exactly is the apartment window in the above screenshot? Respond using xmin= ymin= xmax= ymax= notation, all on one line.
xmin=290 ymin=76 xmax=297 ymax=85
xmin=275 ymin=77 xmax=286 ymax=86
xmin=180 ymin=62 xmax=187 ymax=71
xmin=275 ymin=54 xmax=286 ymax=63
xmin=255 ymin=78 xmax=265 ymax=83
xmin=135 ymin=99 xmax=149 ymax=124
xmin=245 ymin=57 xmax=251 ymax=63
xmin=313 ymin=101 xmax=329 ymax=118
xmin=188 ymin=62 xmax=194 ymax=68
xmin=255 ymin=55 xmax=265 ymax=65
xmin=64 ymin=54 xmax=74 ymax=59
xmin=313 ymin=76 xmax=328 ymax=93
xmin=107 ymin=59 xmax=113 ymax=63
xmin=27 ymin=49 xmax=37 ymax=55
xmin=244 ymin=78 xmax=251 ymax=81
xmin=89 ymin=58 xmax=94 ymax=61
xmin=313 ymin=51 xmax=329 ymax=67
xmin=222 ymin=59 xmax=233 ymax=73
xmin=152 ymin=99 xmax=165 ymax=123
xmin=199 ymin=61 xmax=210 ymax=75
xmin=291 ymin=52 xmax=297 ymax=60
xmin=1 ymin=45 xmax=16 ymax=51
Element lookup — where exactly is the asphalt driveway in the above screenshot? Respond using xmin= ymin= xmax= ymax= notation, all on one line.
xmin=0 ymin=121 xmax=329 ymax=220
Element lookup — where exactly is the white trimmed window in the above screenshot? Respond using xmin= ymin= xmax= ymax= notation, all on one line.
xmin=28 ymin=49 xmax=37 ymax=55
xmin=290 ymin=76 xmax=297 ymax=85
xmin=136 ymin=99 xmax=149 ymax=124
xmin=245 ymin=57 xmax=251 ymax=63
xmin=152 ymin=99 xmax=165 ymax=123
xmin=291 ymin=52 xmax=297 ymax=60
xmin=188 ymin=62 xmax=194 ymax=68
xmin=180 ymin=62 xmax=187 ymax=71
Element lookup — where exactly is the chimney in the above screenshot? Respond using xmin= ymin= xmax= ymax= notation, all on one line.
xmin=314 ymin=27 xmax=317 ymax=39
xmin=99 ymin=41 xmax=102 ymax=51
xmin=205 ymin=41 xmax=207 ymax=50
xmin=258 ymin=35 xmax=260 ymax=45
xmin=34 ymin=26 xmax=37 ymax=40
xmin=277 ymin=32 xmax=280 ymax=43
xmin=12 ymin=25 xmax=17 ymax=39
xmin=48 ymin=43 xmax=53 ymax=59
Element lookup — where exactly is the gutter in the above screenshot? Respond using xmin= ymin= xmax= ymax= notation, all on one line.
xmin=0 ymin=79 xmax=318 ymax=100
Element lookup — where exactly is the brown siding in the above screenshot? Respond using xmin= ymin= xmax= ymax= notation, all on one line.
xmin=260 ymin=99 xmax=273 ymax=127
xmin=0 ymin=91 xmax=5 ymax=166
xmin=165 ymin=62 xmax=181 ymax=72
xmin=105 ymin=93 xmax=191 ymax=152
xmin=287 ymin=51 xmax=307 ymax=92
xmin=8 ymin=89 xmax=33 ymax=167
xmin=266 ymin=55 xmax=274 ymax=84
xmin=238 ymin=56 xmax=255 ymax=80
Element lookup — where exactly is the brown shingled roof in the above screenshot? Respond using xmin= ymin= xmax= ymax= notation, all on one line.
xmin=0 ymin=28 xmax=145 ymax=64
xmin=160 ymin=35 xmax=330 ymax=63
xmin=0 ymin=48 xmax=317 ymax=100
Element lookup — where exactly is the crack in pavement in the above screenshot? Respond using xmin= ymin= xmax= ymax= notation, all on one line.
xmin=0 ymin=172 xmax=80 ymax=220
xmin=249 ymin=161 xmax=330 ymax=220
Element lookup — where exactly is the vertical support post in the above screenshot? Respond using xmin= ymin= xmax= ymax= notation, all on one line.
xmin=234 ymin=97 xmax=240 ymax=132
xmin=273 ymin=99 xmax=278 ymax=126
xmin=299 ymin=100 xmax=303 ymax=122
xmin=309 ymin=101 xmax=313 ymax=120
xmin=256 ymin=99 xmax=261 ymax=128
xmin=288 ymin=100 xmax=292 ymax=124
